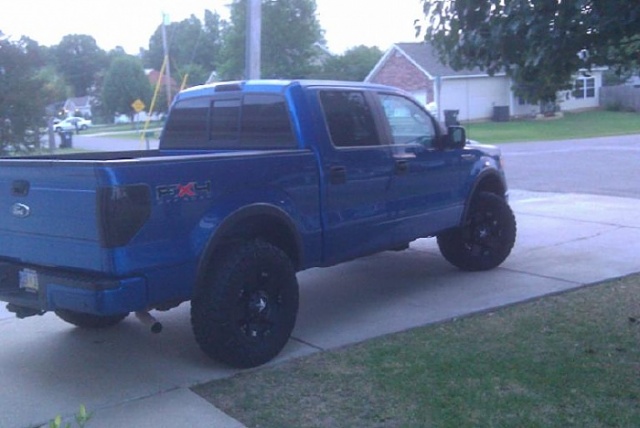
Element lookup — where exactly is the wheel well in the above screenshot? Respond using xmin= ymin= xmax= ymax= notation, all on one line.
xmin=473 ymin=174 xmax=506 ymax=199
xmin=201 ymin=211 xmax=302 ymax=277
xmin=460 ymin=174 xmax=508 ymax=223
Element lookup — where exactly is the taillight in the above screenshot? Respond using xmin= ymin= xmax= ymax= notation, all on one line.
xmin=97 ymin=184 xmax=151 ymax=248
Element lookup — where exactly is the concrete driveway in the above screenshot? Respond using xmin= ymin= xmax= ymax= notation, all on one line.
xmin=1 ymin=135 xmax=639 ymax=427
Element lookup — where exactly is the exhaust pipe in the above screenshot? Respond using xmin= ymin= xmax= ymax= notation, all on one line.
xmin=135 ymin=311 xmax=163 ymax=334
xmin=6 ymin=303 xmax=45 ymax=319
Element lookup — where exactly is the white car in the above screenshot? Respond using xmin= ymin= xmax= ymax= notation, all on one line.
xmin=54 ymin=117 xmax=92 ymax=132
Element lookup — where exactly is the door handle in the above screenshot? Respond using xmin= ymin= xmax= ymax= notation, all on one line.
xmin=395 ymin=159 xmax=409 ymax=174
xmin=329 ymin=166 xmax=347 ymax=185
xmin=11 ymin=180 xmax=30 ymax=196
xmin=461 ymin=154 xmax=476 ymax=162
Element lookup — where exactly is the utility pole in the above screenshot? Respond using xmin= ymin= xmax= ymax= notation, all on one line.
xmin=245 ymin=0 xmax=261 ymax=79
xmin=161 ymin=13 xmax=172 ymax=109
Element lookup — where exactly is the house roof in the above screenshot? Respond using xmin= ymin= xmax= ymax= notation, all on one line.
xmin=146 ymin=69 xmax=179 ymax=88
xmin=64 ymin=96 xmax=92 ymax=109
xmin=366 ymin=42 xmax=502 ymax=82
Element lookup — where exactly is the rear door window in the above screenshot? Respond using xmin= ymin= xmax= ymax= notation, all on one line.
xmin=319 ymin=90 xmax=381 ymax=148
xmin=241 ymin=95 xmax=295 ymax=147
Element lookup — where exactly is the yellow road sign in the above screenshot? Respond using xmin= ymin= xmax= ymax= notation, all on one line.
xmin=131 ymin=99 xmax=145 ymax=113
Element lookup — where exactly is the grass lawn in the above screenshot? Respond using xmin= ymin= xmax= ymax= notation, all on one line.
xmin=77 ymin=122 xmax=162 ymax=142
xmin=83 ymin=121 xmax=163 ymax=135
xmin=464 ymin=110 xmax=640 ymax=144
xmin=194 ymin=274 xmax=640 ymax=427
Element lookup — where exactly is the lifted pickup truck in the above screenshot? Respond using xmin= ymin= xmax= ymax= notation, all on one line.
xmin=0 ymin=80 xmax=516 ymax=368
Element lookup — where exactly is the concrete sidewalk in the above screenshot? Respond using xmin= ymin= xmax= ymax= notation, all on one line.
xmin=1 ymin=190 xmax=639 ymax=428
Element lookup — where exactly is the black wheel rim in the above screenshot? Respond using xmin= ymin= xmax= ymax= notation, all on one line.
xmin=236 ymin=269 xmax=281 ymax=339
xmin=464 ymin=209 xmax=504 ymax=257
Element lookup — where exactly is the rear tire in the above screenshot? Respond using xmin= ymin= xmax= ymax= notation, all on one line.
xmin=437 ymin=192 xmax=516 ymax=271
xmin=191 ymin=239 xmax=299 ymax=368
xmin=55 ymin=310 xmax=127 ymax=329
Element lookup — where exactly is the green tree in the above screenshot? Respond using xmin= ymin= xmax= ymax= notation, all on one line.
xmin=219 ymin=0 xmax=325 ymax=80
xmin=54 ymin=34 xmax=108 ymax=96
xmin=101 ymin=56 xmax=151 ymax=118
xmin=37 ymin=65 xmax=71 ymax=104
xmin=0 ymin=36 xmax=53 ymax=142
xmin=312 ymin=45 xmax=383 ymax=81
xmin=89 ymin=47 xmax=133 ymax=122
xmin=421 ymin=0 xmax=640 ymax=104
xmin=145 ymin=10 xmax=224 ymax=87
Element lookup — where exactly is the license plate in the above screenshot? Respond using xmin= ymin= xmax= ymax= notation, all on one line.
xmin=19 ymin=268 xmax=39 ymax=293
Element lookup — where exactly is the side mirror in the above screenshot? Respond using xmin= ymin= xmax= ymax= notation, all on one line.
xmin=446 ymin=125 xmax=467 ymax=149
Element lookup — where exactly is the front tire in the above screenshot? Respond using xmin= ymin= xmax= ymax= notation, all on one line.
xmin=55 ymin=310 xmax=128 ymax=329
xmin=191 ymin=240 xmax=299 ymax=368
xmin=438 ymin=192 xmax=516 ymax=271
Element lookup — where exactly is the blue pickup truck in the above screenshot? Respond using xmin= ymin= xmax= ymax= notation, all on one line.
xmin=0 ymin=80 xmax=515 ymax=367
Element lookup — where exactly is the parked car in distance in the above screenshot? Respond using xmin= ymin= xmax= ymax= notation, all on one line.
xmin=114 ymin=114 xmax=132 ymax=124
xmin=54 ymin=117 xmax=92 ymax=132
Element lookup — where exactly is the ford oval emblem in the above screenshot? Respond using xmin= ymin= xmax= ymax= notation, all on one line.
xmin=11 ymin=203 xmax=31 ymax=218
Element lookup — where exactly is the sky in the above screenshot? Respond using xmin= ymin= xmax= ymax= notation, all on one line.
xmin=0 ymin=0 xmax=425 ymax=55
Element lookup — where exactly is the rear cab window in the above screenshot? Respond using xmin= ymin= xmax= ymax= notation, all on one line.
xmin=162 ymin=93 xmax=297 ymax=150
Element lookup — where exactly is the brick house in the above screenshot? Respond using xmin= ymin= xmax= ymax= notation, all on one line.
xmin=146 ymin=69 xmax=180 ymax=97
xmin=366 ymin=42 xmax=605 ymax=121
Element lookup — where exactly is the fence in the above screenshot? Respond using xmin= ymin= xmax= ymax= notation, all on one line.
xmin=600 ymin=85 xmax=640 ymax=112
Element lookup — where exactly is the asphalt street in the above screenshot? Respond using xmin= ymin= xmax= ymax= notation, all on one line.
xmin=0 ymin=133 xmax=638 ymax=427
xmin=499 ymin=133 xmax=640 ymax=198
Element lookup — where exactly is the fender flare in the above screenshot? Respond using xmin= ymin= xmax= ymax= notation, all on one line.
xmin=461 ymin=169 xmax=508 ymax=223
xmin=195 ymin=203 xmax=303 ymax=288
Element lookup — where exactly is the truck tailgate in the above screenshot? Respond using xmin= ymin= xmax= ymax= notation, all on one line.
xmin=0 ymin=161 xmax=104 ymax=270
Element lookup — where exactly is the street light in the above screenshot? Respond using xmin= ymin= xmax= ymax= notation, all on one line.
xmin=162 ymin=13 xmax=172 ymax=109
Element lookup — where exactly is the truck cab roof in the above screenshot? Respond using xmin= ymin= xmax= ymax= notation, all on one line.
xmin=176 ymin=79 xmax=400 ymax=101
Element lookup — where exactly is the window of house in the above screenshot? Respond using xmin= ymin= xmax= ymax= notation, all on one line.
xmin=319 ymin=90 xmax=380 ymax=148
xmin=573 ymin=77 xmax=595 ymax=99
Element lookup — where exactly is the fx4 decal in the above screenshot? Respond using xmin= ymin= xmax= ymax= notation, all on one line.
xmin=156 ymin=181 xmax=212 ymax=203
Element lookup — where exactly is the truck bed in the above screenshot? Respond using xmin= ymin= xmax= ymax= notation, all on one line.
xmin=0 ymin=148 xmax=320 ymax=267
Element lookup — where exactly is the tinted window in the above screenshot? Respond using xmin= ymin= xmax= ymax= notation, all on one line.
xmin=210 ymin=99 xmax=240 ymax=144
xmin=209 ymin=95 xmax=295 ymax=148
xmin=162 ymin=94 xmax=295 ymax=150
xmin=241 ymin=95 xmax=294 ymax=147
xmin=162 ymin=97 xmax=209 ymax=148
xmin=320 ymin=90 xmax=380 ymax=147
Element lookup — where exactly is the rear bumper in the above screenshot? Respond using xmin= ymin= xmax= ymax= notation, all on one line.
xmin=0 ymin=261 xmax=147 ymax=316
